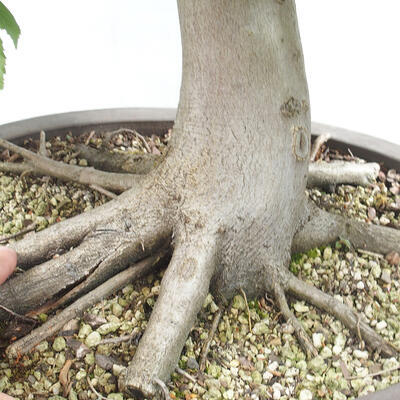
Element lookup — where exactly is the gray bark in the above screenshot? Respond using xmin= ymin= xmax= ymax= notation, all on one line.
xmin=307 ymin=161 xmax=379 ymax=187
xmin=292 ymin=200 xmax=400 ymax=255
xmin=124 ymin=0 xmax=310 ymax=396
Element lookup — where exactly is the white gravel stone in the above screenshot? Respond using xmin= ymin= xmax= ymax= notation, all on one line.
xmin=320 ymin=346 xmax=333 ymax=359
xmin=85 ymin=331 xmax=101 ymax=347
xmin=223 ymin=389 xmax=234 ymax=399
xmin=298 ymin=388 xmax=313 ymax=400
xmin=312 ymin=333 xmax=324 ymax=349
xmin=370 ymin=262 xmax=381 ymax=279
xmin=333 ymin=345 xmax=343 ymax=356
xmin=293 ymin=302 xmax=309 ymax=313
xmin=323 ymin=247 xmax=332 ymax=260
xmin=353 ymin=349 xmax=369 ymax=360
xmin=272 ymin=390 xmax=281 ymax=400
xmin=356 ymin=281 xmax=365 ymax=290
xmin=354 ymin=271 xmax=362 ymax=281
xmin=333 ymin=391 xmax=347 ymax=400
xmin=376 ymin=320 xmax=387 ymax=331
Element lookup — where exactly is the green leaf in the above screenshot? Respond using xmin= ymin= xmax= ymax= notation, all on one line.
xmin=0 ymin=1 xmax=20 ymax=48
xmin=0 ymin=37 xmax=5 ymax=90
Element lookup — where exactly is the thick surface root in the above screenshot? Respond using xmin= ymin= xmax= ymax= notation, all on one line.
xmin=10 ymin=194 xmax=124 ymax=269
xmin=6 ymin=250 xmax=168 ymax=358
xmin=286 ymin=272 xmax=397 ymax=357
xmin=123 ymin=236 xmax=217 ymax=397
xmin=292 ymin=200 xmax=400 ymax=255
xmin=1 ymin=185 xmax=171 ymax=320
xmin=75 ymin=143 xmax=162 ymax=174
xmin=307 ymin=161 xmax=379 ymax=188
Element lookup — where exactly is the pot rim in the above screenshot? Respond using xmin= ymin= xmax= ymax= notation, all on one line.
xmin=0 ymin=107 xmax=399 ymax=169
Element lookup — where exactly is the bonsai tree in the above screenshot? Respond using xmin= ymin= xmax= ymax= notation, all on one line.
xmin=0 ymin=1 xmax=20 ymax=90
xmin=0 ymin=1 xmax=399 ymax=397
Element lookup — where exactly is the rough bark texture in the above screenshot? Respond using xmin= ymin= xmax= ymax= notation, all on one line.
xmin=123 ymin=0 xmax=311 ymax=396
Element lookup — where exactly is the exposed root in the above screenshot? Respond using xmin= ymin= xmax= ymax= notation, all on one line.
xmin=0 ymin=304 xmax=37 ymax=326
xmin=292 ymin=200 xmax=400 ymax=255
xmin=272 ymin=281 xmax=318 ymax=358
xmin=310 ymin=133 xmax=331 ymax=161
xmin=103 ymin=128 xmax=152 ymax=154
xmin=124 ymin=236 xmax=217 ymax=397
xmin=38 ymin=130 xmax=48 ymax=157
xmin=6 ymin=250 xmax=168 ymax=358
xmin=0 ymin=138 xmax=139 ymax=192
xmin=240 ymin=288 xmax=252 ymax=332
xmin=88 ymin=184 xmax=118 ymax=199
xmin=286 ymin=273 xmax=397 ymax=357
xmin=200 ymin=307 xmax=223 ymax=371
xmin=153 ymin=377 xmax=170 ymax=400
xmin=307 ymin=161 xmax=379 ymax=187
xmin=86 ymin=376 xmax=109 ymax=400
xmin=75 ymin=143 xmax=162 ymax=174
xmin=2 ymin=189 xmax=170 ymax=319
xmin=0 ymin=161 xmax=35 ymax=175
xmin=0 ymin=222 xmax=37 ymax=244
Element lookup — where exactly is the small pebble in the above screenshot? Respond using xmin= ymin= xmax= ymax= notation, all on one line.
xmin=376 ymin=320 xmax=387 ymax=331
xmin=52 ymin=337 xmax=66 ymax=352
xmin=312 ymin=333 xmax=324 ymax=349
xmin=381 ymin=269 xmax=391 ymax=284
xmin=85 ymin=331 xmax=101 ymax=347
xmin=353 ymin=349 xmax=369 ymax=360
xmin=356 ymin=281 xmax=365 ymax=290
xmin=299 ymin=388 xmax=313 ymax=400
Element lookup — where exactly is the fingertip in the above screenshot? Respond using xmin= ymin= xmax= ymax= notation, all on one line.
xmin=0 ymin=246 xmax=17 ymax=285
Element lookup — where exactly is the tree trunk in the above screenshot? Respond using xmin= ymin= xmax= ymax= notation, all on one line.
xmin=124 ymin=0 xmax=310 ymax=396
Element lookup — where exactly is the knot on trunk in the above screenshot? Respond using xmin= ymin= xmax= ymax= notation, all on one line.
xmin=292 ymin=125 xmax=309 ymax=161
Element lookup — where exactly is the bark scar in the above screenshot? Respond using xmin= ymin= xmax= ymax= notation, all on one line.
xmin=292 ymin=126 xmax=309 ymax=161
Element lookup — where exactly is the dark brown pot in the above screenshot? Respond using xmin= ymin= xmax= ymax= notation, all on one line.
xmin=0 ymin=109 xmax=399 ymax=400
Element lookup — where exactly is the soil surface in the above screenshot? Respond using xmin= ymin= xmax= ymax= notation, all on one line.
xmin=0 ymin=130 xmax=399 ymax=400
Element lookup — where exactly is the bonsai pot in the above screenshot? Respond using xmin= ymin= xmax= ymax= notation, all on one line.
xmin=0 ymin=108 xmax=399 ymax=400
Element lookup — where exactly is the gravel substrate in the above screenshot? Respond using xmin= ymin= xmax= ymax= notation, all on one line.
xmin=0 ymin=132 xmax=399 ymax=400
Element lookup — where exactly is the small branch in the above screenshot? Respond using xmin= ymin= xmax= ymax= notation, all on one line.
xmin=286 ymin=273 xmax=397 ymax=357
xmin=310 ymin=133 xmax=331 ymax=161
xmin=348 ymin=365 xmax=400 ymax=380
xmin=200 ymin=308 xmax=222 ymax=371
xmin=308 ymin=161 xmax=379 ymax=187
xmin=39 ymin=130 xmax=48 ymax=157
xmin=240 ymin=288 xmax=252 ymax=332
xmin=154 ymin=377 xmax=170 ymax=400
xmin=175 ymin=367 xmax=199 ymax=385
xmin=86 ymin=376 xmax=110 ymax=400
xmin=356 ymin=315 xmax=365 ymax=350
xmin=273 ymin=282 xmax=317 ymax=358
xmin=89 ymin=184 xmax=118 ymax=199
xmin=357 ymin=249 xmax=384 ymax=259
xmin=0 ymin=304 xmax=37 ymax=325
xmin=6 ymin=251 xmax=166 ymax=358
xmin=98 ymin=333 xmax=134 ymax=346
xmin=0 ymin=222 xmax=37 ymax=244
xmin=105 ymin=128 xmax=151 ymax=154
